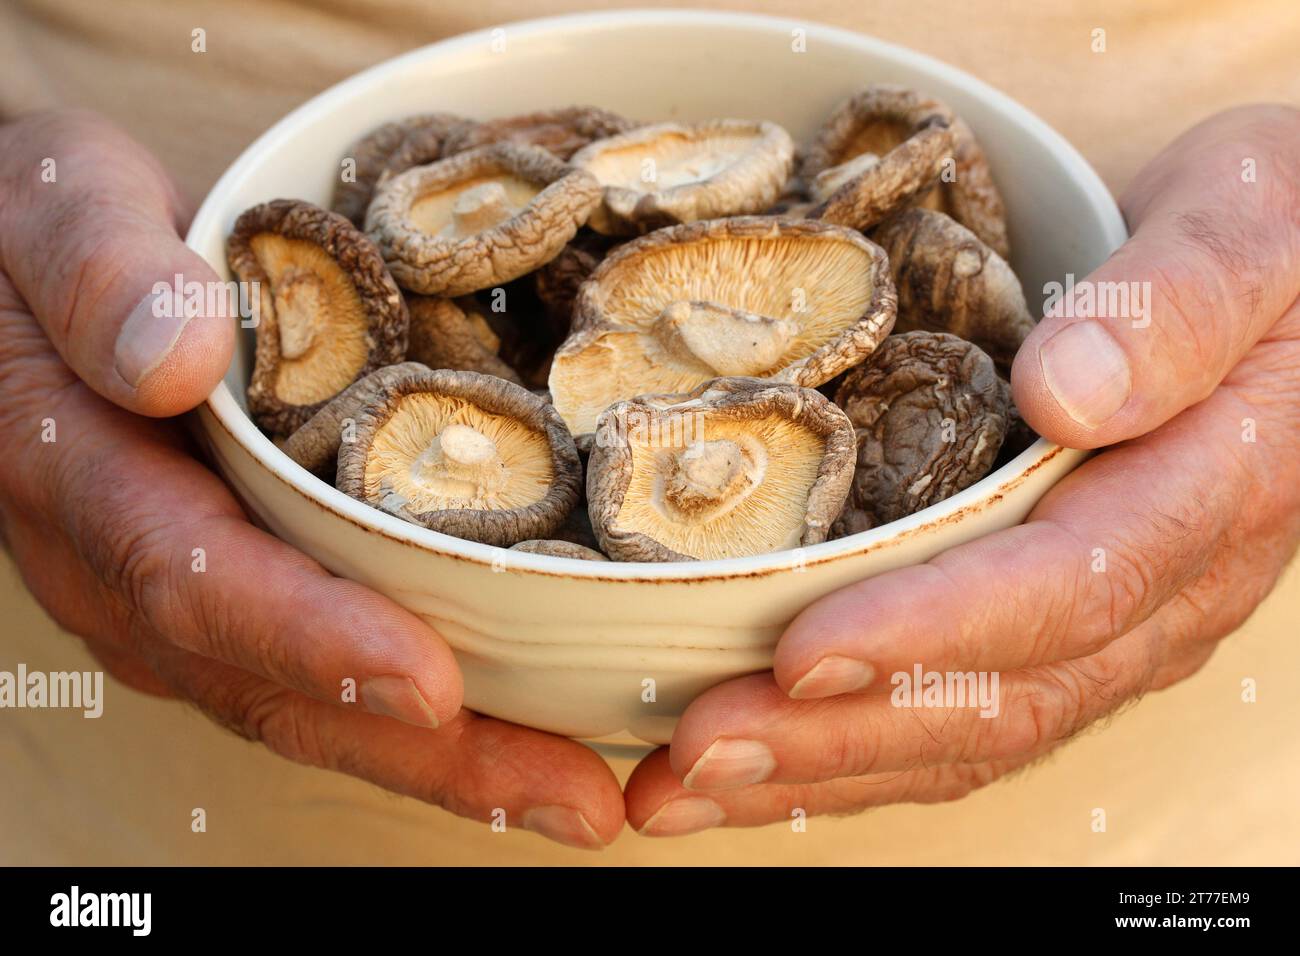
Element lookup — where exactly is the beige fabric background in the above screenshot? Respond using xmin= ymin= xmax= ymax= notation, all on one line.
xmin=1 ymin=0 xmax=1298 ymax=865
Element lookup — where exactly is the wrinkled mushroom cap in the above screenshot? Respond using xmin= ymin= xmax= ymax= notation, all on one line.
xmin=548 ymin=216 xmax=896 ymax=436
xmin=799 ymin=85 xmax=956 ymax=232
xmin=331 ymin=113 xmax=469 ymax=226
xmin=587 ymin=377 xmax=856 ymax=561
xmin=509 ymin=539 xmax=609 ymax=561
xmin=405 ymin=295 xmax=522 ymax=384
xmin=534 ymin=230 xmax=621 ymax=327
xmin=570 ymin=119 xmax=794 ymax=235
xmin=832 ymin=331 xmax=1009 ymax=535
xmin=227 ymin=199 xmax=408 ymax=437
xmin=281 ymin=361 xmax=428 ymax=479
xmin=366 ymin=142 xmax=602 ymax=297
xmin=872 ymin=208 xmax=1033 ymax=371
xmin=443 ymin=106 xmax=640 ymax=160
xmin=930 ymin=117 xmax=1010 ymax=258
xmin=336 ymin=368 xmax=581 ymax=546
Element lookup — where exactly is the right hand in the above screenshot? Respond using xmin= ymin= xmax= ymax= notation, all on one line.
xmin=0 ymin=110 xmax=625 ymax=850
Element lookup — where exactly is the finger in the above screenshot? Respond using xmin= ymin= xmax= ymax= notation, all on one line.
xmin=0 ymin=110 xmax=233 ymax=416
xmin=669 ymin=628 xmax=1155 ymax=791
xmin=29 ymin=379 xmax=465 ymax=728
xmin=1011 ymin=103 xmax=1300 ymax=448
xmin=150 ymin=642 xmax=625 ymax=849
xmin=776 ymin=384 xmax=1253 ymax=695
xmin=626 ymin=744 xmax=1030 ymax=836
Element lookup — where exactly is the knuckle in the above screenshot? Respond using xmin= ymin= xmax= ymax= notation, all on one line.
xmin=219 ymin=681 xmax=326 ymax=767
xmin=918 ymin=762 xmax=1000 ymax=804
xmin=999 ymin=675 xmax=1085 ymax=756
xmin=824 ymin=706 xmax=883 ymax=777
xmin=1141 ymin=253 xmax=1232 ymax=378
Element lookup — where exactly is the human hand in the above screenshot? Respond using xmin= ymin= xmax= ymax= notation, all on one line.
xmin=0 ymin=111 xmax=624 ymax=849
xmin=624 ymin=104 xmax=1300 ymax=835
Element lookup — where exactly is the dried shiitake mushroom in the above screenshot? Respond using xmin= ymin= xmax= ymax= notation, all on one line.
xmin=832 ymin=331 xmax=1009 ymax=536
xmin=800 ymin=85 xmax=1009 ymax=251
xmin=281 ymin=362 xmax=427 ymax=479
xmin=799 ymin=85 xmax=956 ymax=231
xmin=588 ymin=378 xmax=856 ymax=561
xmin=509 ymin=539 xmax=608 ymax=561
xmin=548 ymin=216 xmax=896 ymax=436
xmin=934 ymin=118 xmax=1010 ymax=258
xmin=336 ymin=367 xmax=581 ymax=546
xmin=366 ymin=142 xmax=602 ymax=297
xmin=443 ymin=106 xmax=639 ymax=160
xmin=534 ymin=230 xmax=621 ymax=327
xmin=873 ymin=208 xmax=1034 ymax=371
xmin=228 ymin=199 xmax=408 ymax=437
xmin=405 ymin=295 xmax=522 ymax=384
xmin=331 ymin=113 xmax=468 ymax=227
xmin=569 ymin=119 xmax=794 ymax=235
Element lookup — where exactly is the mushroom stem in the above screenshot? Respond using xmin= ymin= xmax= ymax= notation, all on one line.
xmin=810 ymin=151 xmax=882 ymax=202
xmin=412 ymin=422 xmax=509 ymax=496
xmin=653 ymin=300 xmax=798 ymax=377
xmin=272 ymin=268 xmax=328 ymax=360
xmin=451 ymin=181 xmax=513 ymax=236
xmin=663 ymin=439 xmax=756 ymax=518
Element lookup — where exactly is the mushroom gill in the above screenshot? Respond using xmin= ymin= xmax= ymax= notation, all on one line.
xmin=364 ymin=393 xmax=555 ymax=512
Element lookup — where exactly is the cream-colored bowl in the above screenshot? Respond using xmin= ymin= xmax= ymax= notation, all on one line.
xmin=188 ymin=10 xmax=1125 ymax=747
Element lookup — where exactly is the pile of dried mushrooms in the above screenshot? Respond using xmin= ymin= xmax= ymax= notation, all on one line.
xmin=228 ymin=86 xmax=1037 ymax=562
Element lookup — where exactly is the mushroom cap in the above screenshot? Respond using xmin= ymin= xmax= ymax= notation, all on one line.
xmin=443 ymin=106 xmax=640 ymax=160
xmin=365 ymin=142 xmax=602 ymax=297
xmin=336 ymin=368 xmax=582 ymax=547
xmin=933 ymin=117 xmax=1010 ymax=258
xmin=872 ymin=208 xmax=1033 ymax=371
xmin=405 ymin=295 xmax=523 ymax=384
xmin=509 ymin=539 xmax=609 ymax=561
xmin=548 ymin=215 xmax=897 ymax=436
xmin=800 ymin=85 xmax=956 ymax=232
xmin=570 ymin=119 xmax=795 ymax=235
xmin=227 ymin=199 xmax=408 ymax=437
xmin=534 ymin=230 xmax=622 ymax=327
xmin=587 ymin=377 xmax=857 ymax=562
xmin=331 ymin=113 xmax=469 ymax=227
xmin=832 ymin=331 xmax=1010 ymax=534
xmin=281 ymin=361 xmax=428 ymax=480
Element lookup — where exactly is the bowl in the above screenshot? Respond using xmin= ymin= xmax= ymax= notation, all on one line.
xmin=187 ymin=10 xmax=1125 ymax=747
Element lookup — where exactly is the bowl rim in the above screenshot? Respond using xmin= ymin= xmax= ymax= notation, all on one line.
xmin=189 ymin=7 xmax=1126 ymax=582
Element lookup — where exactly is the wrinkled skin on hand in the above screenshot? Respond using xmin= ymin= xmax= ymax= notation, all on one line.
xmin=619 ymin=104 xmax=1300 ymax=836
xmin=0 ymin=110 xmax=625 ymax=850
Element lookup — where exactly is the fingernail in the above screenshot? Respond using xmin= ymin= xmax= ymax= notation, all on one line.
xmin=789 ymin=655 xmax=875 ymax=699
xmin=683 ymin=738 xmax=776 ymax=790
xmin=521 ymin=805 xmax=605 ymax=850
xmin=360 ymin=676 xmax=440 ymax=729
xmin=1038 ymin=320 xmax=1131 ymax=427
xmin=639 ymin=797 xmax=727 ymax=837
xmin=114 ymin=290 xmax=191 ymax=388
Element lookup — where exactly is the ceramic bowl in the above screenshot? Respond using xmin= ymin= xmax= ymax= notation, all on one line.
xmin=188 ymin=10 xmax=1125 ymax=746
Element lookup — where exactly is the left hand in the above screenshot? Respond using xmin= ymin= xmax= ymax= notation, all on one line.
xmin=623 ymin=103 xmax=1300 ymax=836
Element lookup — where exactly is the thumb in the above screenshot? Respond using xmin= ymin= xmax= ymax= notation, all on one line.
xmin=1011 ymin=104 xmax=1300 ymax=449
xmin=0 ymin=110 xmax=233 ymax=417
